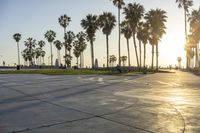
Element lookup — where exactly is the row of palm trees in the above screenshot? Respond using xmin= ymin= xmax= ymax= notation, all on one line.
xmin=13 ymin=1 xmax=168 ymax=70
xmin=175 ymin=0 xmax=200 ymax=69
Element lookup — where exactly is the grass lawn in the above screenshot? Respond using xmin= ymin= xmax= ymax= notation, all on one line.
xmin=0 ymin=69 xmax=113 ymax=75
xmin=0 ymin=68 xmax=172 ymax=75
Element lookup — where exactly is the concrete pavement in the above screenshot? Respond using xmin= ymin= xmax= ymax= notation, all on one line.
xmin=0 ymin=71 xmax=200 ymax=133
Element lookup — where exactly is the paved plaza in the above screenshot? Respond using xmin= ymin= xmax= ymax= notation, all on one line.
xmin=0 ymin=71 xmax=200 ymax=133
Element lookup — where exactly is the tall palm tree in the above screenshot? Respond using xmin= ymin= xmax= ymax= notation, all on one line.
xmin=44 ymin=30 xmax=56 ymax=67
xmin=38 ymin=40 xmax=45 ymax=65
xmin=175 ymin=0 xmax=193 ymax=68
xmin=188 ymin=8 xmax=200 ymax=68
xmin=13 ymin=33 xmax=22 ymax=66
xmin=58 ymin=14 xmax=71 ymax=36
xmin=73 ymin=40 xmax=81 ymax=67
xmin=63 ymin=31 xmax=75 ymax=67
xmin=145 ymin=9 xmax=167 ymax=70
xmin=137 ymin=22 xmax=143 ymax=68
xmin=99 ymin=12 xmax=116 ymax=68
xmin=76 ymin=32 xmax=87 ymax=68
xmin=123 ymin=2 xmax=144 ymax=68
xmin=110 ymin=0 xmax=125 ymax=66
xmin=54 ymin=40 xmax=63 ymax=66
xmin=24 ymin=38 xmax=37 ymax=66
xmin=81 ymin=14 xmax=99 ymax=69
xmin=121 ymin=20 xmax=132 ymax=67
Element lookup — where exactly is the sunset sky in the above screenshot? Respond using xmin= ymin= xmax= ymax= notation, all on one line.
xmin=0 ymin=0 xmax=200 ymax=67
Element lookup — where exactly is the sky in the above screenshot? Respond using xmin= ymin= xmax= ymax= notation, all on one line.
xmin=0 ymin=0 xmax=200 ymax=67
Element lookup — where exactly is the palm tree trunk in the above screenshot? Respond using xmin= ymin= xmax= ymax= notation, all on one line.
xmin=118 ymin=8 xmax=121 ymax=66
xmin=139 ymin=40 xmax=142 ymax=68
xmin=143 ymin=43 xmax=146 ymax=68
xmin=57 ymin=49 xmax=59 ymax=66
xmin=77 ymin=57 xmax=79 ymax=68
xmin=90 ymin=40 xmax=94 ymax=69
xmin=80 ymin=52 xmax=82 ymax=68
xmin=151 ymin=44 xmax=154 ymax=69
xmin=69 ymin=50 xmax=71 ymax=68
xmin=17 ymin=42 xmax=20 ymax=66
xmin=133 ymin=34 xmax=139 ymax=67
xmin=195 ymin=46 xmax=198 ymax=68
xmin=64 ymin=48 xmax=67 ymax=67
xmin=43 ymin=57 xmax=44 ymax=65
xmin=126 ymin=38 xmax=130 ymax=67
xmin=50 ymin=42 xmax=53 ymax=68
xmin=106 ymin=34 xmax=109 ymax=68
xmin=156 ymin=44 xmax=159 ymax=71
xmin=184 ymin=9 xmax=189 ymax=69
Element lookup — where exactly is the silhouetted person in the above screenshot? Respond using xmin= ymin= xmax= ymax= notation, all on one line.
xmin=3 ymin=61 xmax=5 ymax=66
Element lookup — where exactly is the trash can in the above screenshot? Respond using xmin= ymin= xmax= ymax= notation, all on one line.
xmin=17 ymin=65 xmax=20 ymax=70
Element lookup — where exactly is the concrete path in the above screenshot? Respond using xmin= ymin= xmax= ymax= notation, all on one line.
xmin=0 ymin=71 xmax=200 ymax=133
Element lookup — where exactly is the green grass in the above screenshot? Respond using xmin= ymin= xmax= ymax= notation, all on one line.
xmin=0 ymin=69 xmax=112 ymax=75
xmin=0 ymin=68 xmax=173 ymax=75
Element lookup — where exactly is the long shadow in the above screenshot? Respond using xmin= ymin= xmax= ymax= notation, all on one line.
xmin=0 ymin=75 xmax=131 ymax=105
xmin=0 ymin=79 xmax=124 ymax=116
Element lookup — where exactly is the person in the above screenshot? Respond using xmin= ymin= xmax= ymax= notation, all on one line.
xmin=3 ymin=61 xmax=5 ymax=66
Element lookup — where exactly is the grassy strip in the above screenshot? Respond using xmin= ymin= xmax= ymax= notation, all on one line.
xmin=0 ymin=69 xmax=173 ymax=75
xmin=0 ymin=69 xmax=112 ymax=75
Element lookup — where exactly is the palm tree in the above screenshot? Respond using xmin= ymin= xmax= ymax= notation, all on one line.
xmin=121 ymin=20 xmax=132 ymax=67
xmin=188 ymin=8 xmax=200 ymax=68
xmin=24 ymin=38 xmax=37 ymax=66
xmin=123 ymin=2 xmax=144 ymax=68
xmin=99 ymin=12 xmax=116 ymax=68
xmin=54 ymin=40 xmax=63 ymax=66
xmin=63 ymin=31 xmax=75 ymax=67
xmin=44 ymin=30 xmax=56 ymax=67
xmin=81 ymin=14 xmax=99 ymax=69
xmin=73 ymin=40 xmax=81 ymax=67
xmin=58 ymin=14 xmax=71 ymax=36
xmin=120 ymin=56 xmax=127 ymax=66
xmin=38 ymin=40 xmax=45 ymax=65
xmin=76 ymin=32 xmax=87 ymax=68
xmin=175 ymin=0 xmax=193 ymax=68
xmin=110 ymin=0 xmax=125 ymax=66
xmin=109 ymin=55 xmax=117 ymax=67
xmin=137 ymin=22 xmax=143 ymax=68
xmin=145 ymin=9 xmax=167 ymax=70
xmin=41 ymin=50 xmax=46 ymax=65
xmin=13 ymin=33 xmax=22 ymax=66
xmin=177 ymin=57 xmax=182 ymax=68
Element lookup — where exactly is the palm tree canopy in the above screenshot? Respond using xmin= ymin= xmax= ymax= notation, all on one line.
xmin=123 ymin=2 xmax=145 ymax=34
xmin=145 ymin=9 xmax=167 ymax=45
xmin=176 ymin=0 xmax=193 ymax=12
xmin=81 ymin=14 xmax=99 ymax=41
xmin=121 ymin=20 xmax=132 ymax=40
xmin=44 ymin=30 xmax=56 ymax=43
xmin=111 ymin=0 xmax=125 ymax=9
xmin=64 ymin=31 xmax=75 ymax=51
xmin=188 ymin=8 xmax=200 ymax=42
xmin=54 ymin=40 xmax=63 ymax=50
xmin=73 ymin=40 xmax=81 ymax=58
xmin=99 ymin=12 xmax=116 ymax=35
xmin=58 ymin=14 xmax=71 ymax=29
xmin=24 ymin=38 xmax=37 ymax=48
xmin=120 ymin=56 xmax=127 ymax=61
xmin=38 ymin=40 xmax=45 ymax=48
xmin=137 ymin=22 xmax=149 ymax=45
xmin=75 ymin=32 xmax=87 ymax=52
xmin=13 ymin=33 xmax=21 ymax=42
